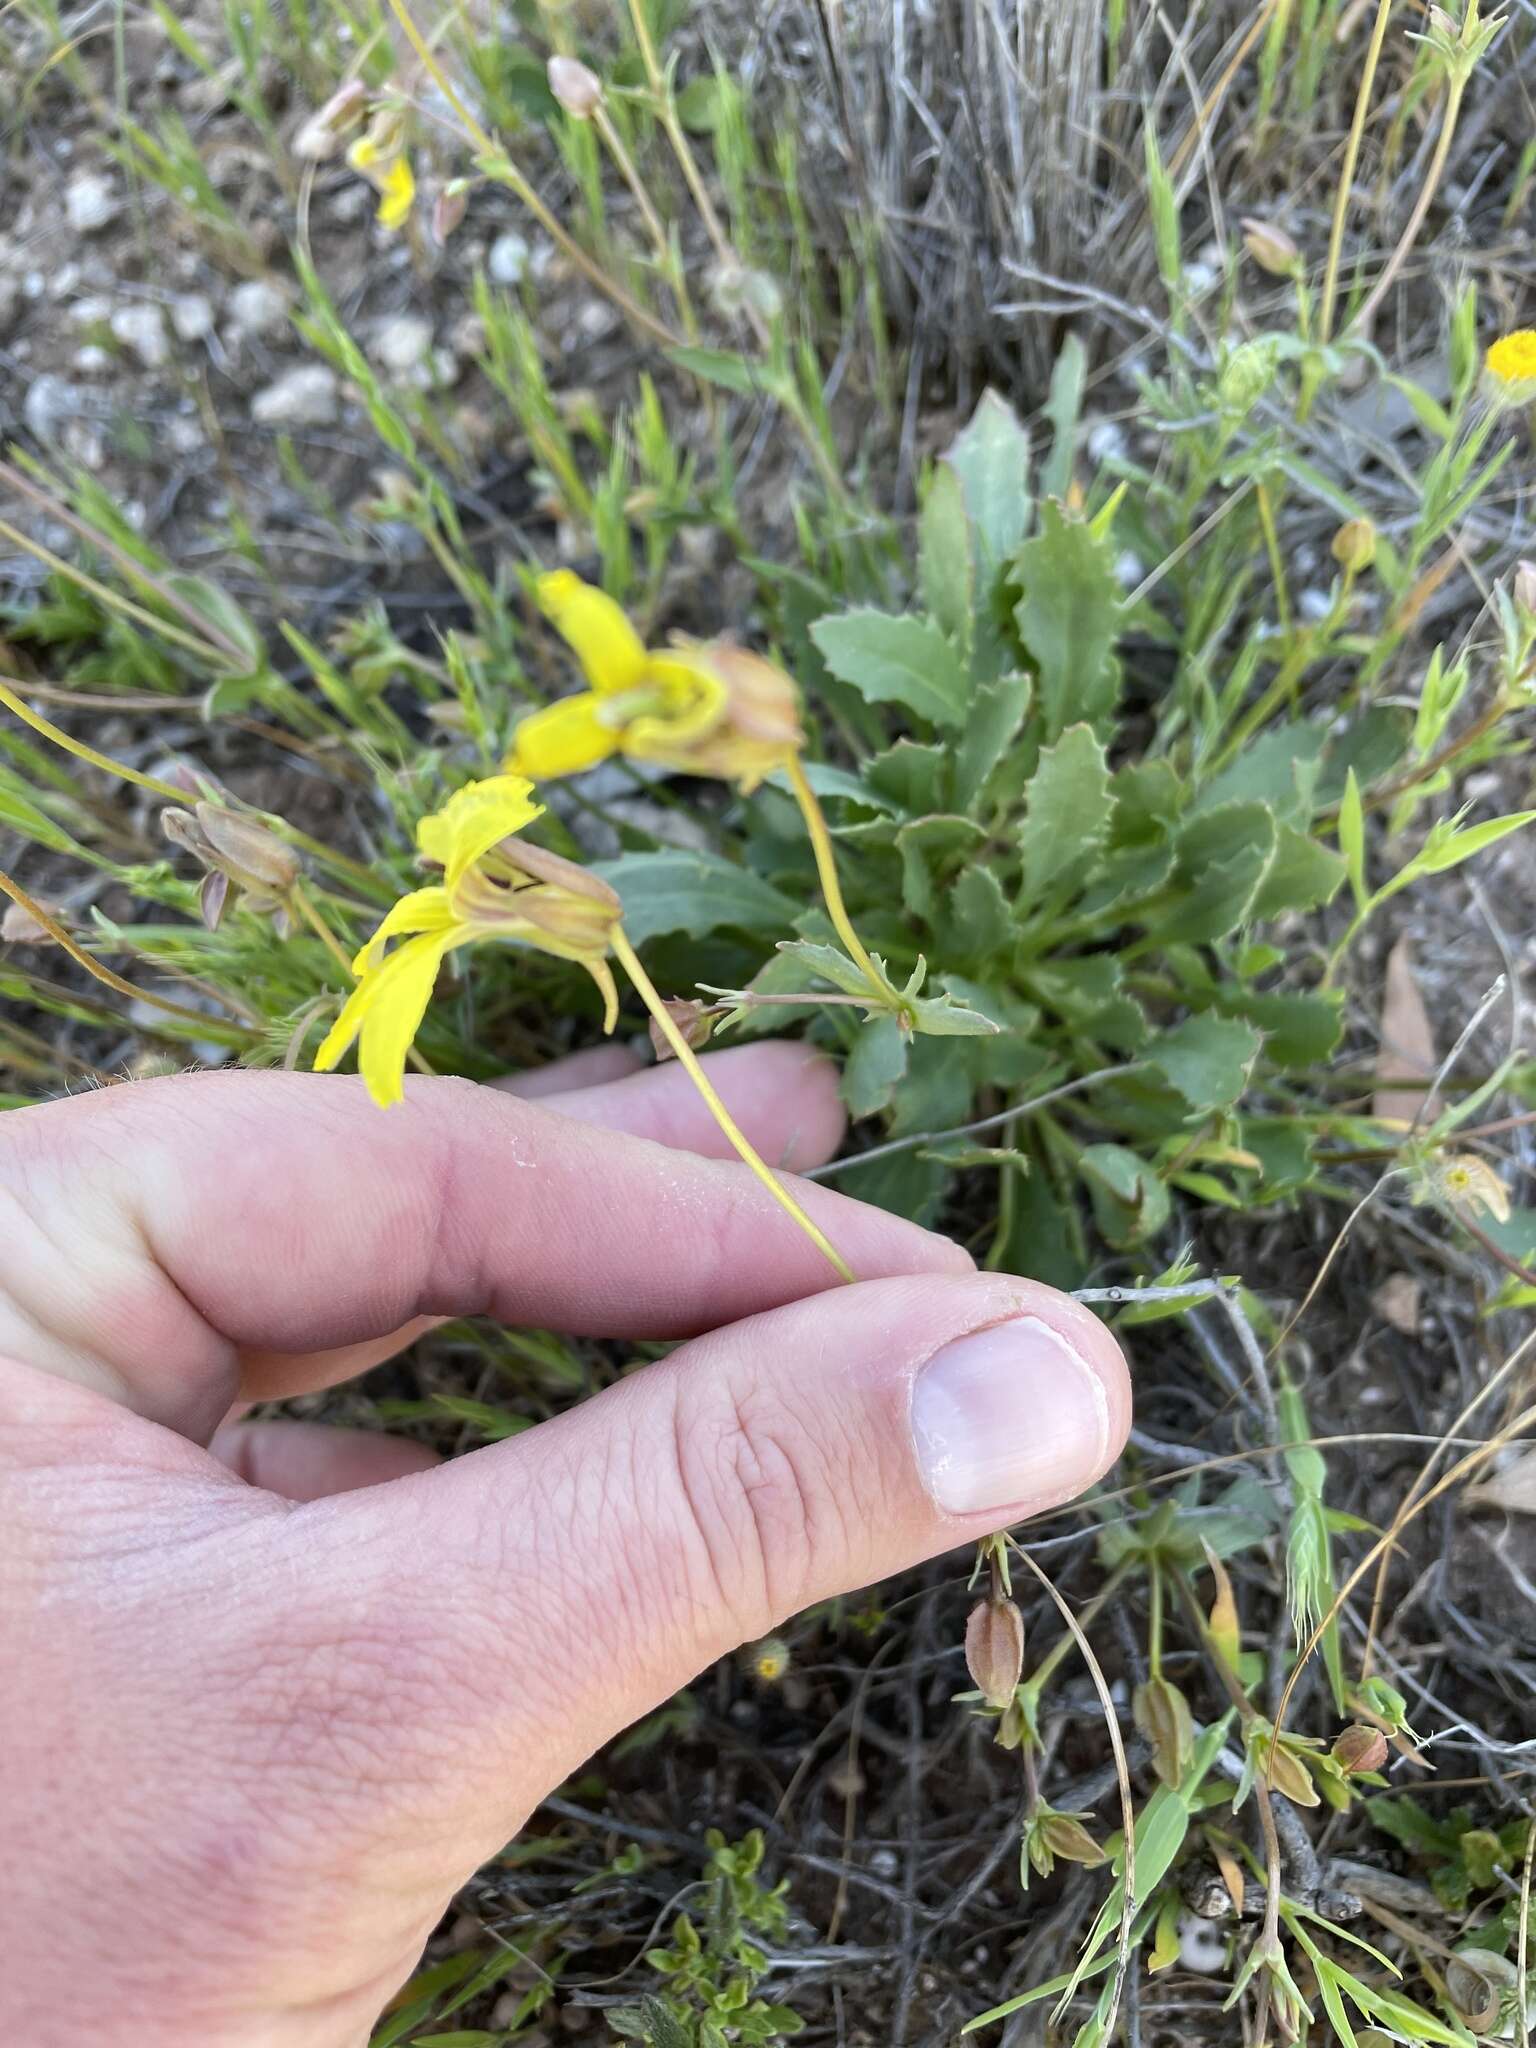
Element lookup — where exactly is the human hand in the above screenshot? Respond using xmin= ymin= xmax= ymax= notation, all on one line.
xmin=0 ymin=1045 xmax=1129 ymax=2046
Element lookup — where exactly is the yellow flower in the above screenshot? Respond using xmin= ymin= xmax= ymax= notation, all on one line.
xmin=508 ymin=571 xmax=802 ymax=793
xmin=314 ymin=774 xmax=623 ymax=1107
xmin=1485 ymin=330 xmax=1536 ymax=395
xmin=347 ymin=116 xmax=416 ymax=231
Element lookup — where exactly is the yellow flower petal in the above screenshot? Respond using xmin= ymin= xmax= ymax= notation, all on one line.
xmin=376 ymin=152 xmax=415 ymax=231
xmin=537 ymin=570 xmax=647 ymax=694
xmin=506 ymin=693 xmax=620 ymax=779
xmin=416 ymin=775 xmax=543 ymax=895
xmin=347 ymin=134 xmax=382 ymax=172
xmin=315 ymin=927 xmax=460 ymax=1108
xmin=625 ymin=653 xmax=728 ymax=759
xmin=1487 ymin=330 xmax=1536 ymax=389
xmin=351 ymin=884 xmax=455 ymax=974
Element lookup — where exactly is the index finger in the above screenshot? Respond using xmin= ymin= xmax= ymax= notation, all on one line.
xmin=7 ymin=1069 xmax=970 ymax=1435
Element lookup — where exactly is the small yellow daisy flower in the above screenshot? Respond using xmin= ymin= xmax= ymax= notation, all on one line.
xmin=508 ymin=571 xmax=803 ymax=794
xmin=1485 ymin=330 xmax=1536 ymax=397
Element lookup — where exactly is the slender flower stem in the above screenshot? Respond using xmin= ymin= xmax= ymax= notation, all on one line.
xmin=0 ymin=519 xmax=232 ymax=670
xmin=0 ymin=868 xmax=249 ymax=1034
xmin=0 ymin=678 xmax=187 ymax=801
xmin=385 ymin=0 xmax=683 ymax=351
xmin=288 ymin=884 xmax=356 ymax=980
xmin=612 ymin=927 xmax=854 ymax=1284
xmin=1317 ymin=0 xmax=1395 ymax=346
xmin=1348 ymin=73 xmax=1467 ymax=336
xmin=784 ymin=755 xmax=893 ymax=1006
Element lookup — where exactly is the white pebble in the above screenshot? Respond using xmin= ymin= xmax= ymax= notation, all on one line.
xmin=371 ymin=312 xmax=434 ymax=376
xmin=66 ymin=172 xmax=120 ymax=235
xmin=22 ymin=373 xmax=80 ymax=441
xmin=487 ymin=230 xmax=529 ymax=285
xmin=251 ymin=363 xmax=339 ymax=427
xmin=171 ymin=293 xmax=215 ymax=342
xmin=227 ymin=277 xmax=290 ymax=339
xmin=110 ymin=303 xmax=170 ymax=369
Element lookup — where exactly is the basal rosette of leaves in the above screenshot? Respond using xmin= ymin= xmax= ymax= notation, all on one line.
xmin=663 ymin=384 xmax=1529 ymax=1285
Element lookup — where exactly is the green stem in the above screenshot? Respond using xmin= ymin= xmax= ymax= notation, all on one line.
xmin=612 ymin=927 xmax=854 ymax=1284
xmin=1317 ymin=0 xmax=1395 ymax=347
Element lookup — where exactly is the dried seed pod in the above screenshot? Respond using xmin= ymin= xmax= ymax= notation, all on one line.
xmin=1241 ymin=218 xmax=1301 ymax=278
xmin=1331 ymin=517 xmax=1377 ymax=574
xmin=1330 ymin=1723 xmax=1389 ymax=1775
xmin=432 ymin=180 xmax=469 ymax=243
xmin=547 ymin=55 xmax=603 ymax=119
xmin=1134 ymin=1676 xmax=1195 ymax=1788
xmin=293 ymin=79 xmax=369 ymax=161
xmin=1259 ymin=1732 xmax=1322 ymax=1807
xmin=965 ymin=1596 xmax=1025 ymax=1710
xmin=1036 ymin=1810 xmax=1107 ymax=1869
xmin=1 ymin=897 xmax=58 ymax=943
xmin=649 ymin=998 xmax=713 ymax=1062
xmin=193 ymin=803 xmax=302 ymax=894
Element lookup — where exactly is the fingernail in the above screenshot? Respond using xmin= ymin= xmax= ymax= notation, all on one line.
xmin=910 ymin=1316 xmax=1111 ymax=1515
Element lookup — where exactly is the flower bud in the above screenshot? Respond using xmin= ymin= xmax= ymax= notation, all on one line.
xmin=1217 ymin=337 xmax=1278 ymax=416
xmin=1330 ymin=1724 xmax=1389 ymax=1775
xmin=1241 ymin=218 xmax=1301 ymax=277
xmin=650 ymin=997 xmax=714 ymax=1062
xmin=1 ymin=897 xmax=57 ymax=943
xmin=1514 ymin=560 xmax=1536 ymax=618
xmin=294 ymin=79 xmax=369 ymax=161
xmin=1331 ymin=517 xmax=1377 ymax=574
xmin=965 ymin=1596 xmax=1025 ymax=1710
xmin=548 ymin=55 xmax=603 ymax=119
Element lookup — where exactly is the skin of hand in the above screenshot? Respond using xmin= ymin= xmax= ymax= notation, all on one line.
xmin=0 ymin=1041 xmax=1130 ymax=2047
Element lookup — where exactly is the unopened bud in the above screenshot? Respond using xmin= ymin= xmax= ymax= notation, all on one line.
xmin=1330 ymin=1724 xmax=1389 ymax=1775
xmin=1331 ymin=516 xmax=1377 ymax=574
xmin=1217 ymin=336 xmax=1279 ymax=417
xmin=965 ymin=1596 xmax=1025 ymax=1710
xmin=650 ymin=997 xmax=714 ymax=1062
xmin=294 ymin=79 xmax=369 ymax=161
xmin=1514 ymin=560 xmax=1536 ymax=618
xmin=1 ymin=896 xmax=58 ymax=943
xmin=547 ymin=55 xmax=603 ymax=119
xmin=1241 ymin=217 xmax=1301 ymax=277
xmin=432 ymin=180 xmax=469 ymax=243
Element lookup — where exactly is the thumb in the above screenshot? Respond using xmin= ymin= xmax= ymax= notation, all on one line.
xmin=304 ymin=1270 xmax=1129 ymax=1860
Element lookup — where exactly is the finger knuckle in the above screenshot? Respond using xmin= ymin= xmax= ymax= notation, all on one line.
xmin=668 ymin=1369 xmax=841 ymax=1643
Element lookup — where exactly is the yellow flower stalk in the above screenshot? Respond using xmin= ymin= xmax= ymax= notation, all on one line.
xmin=315 ymin=775 xmax=621 ymax=1108
xmin=508 ymin=571 xmax=803 ymax=793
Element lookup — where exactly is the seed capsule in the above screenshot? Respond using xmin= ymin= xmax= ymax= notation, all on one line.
xmin=965 ymin=1596 xmax=1025 ymax=1710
